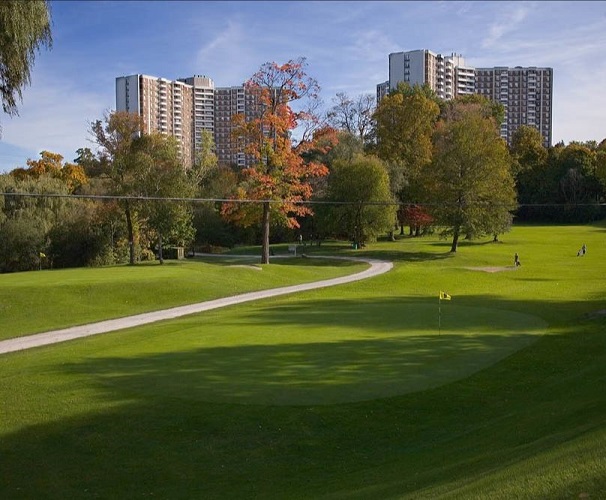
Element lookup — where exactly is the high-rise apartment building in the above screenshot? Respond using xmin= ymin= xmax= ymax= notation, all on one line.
xmin=116 ymin=74 xmax=265 ymax=168
xmin=116 ymin=74 xmax=195 ymax=167
xmin=178 ymin=76 xmax=215 ymax=158
xmin=475 ymin=66 xmax=553 ymax=147
xmin=378 ymin=50 xmax=553 ymax=147
xmin=386 ymin=50 xmax=475 ymax=100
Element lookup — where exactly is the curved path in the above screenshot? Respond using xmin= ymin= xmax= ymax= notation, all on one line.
xmin=0 ymin=256 xmax=392 ymax=355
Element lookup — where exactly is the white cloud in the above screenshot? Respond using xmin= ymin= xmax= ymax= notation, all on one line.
xmin=0 ymin=75 xmax=110 ymax=168
xmin=481 ymin=4 xmax=530 ymax=48
xmin=193 ymin=19 xmax=259 ymax=86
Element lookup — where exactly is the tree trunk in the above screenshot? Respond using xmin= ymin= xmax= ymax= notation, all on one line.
xmin=261 ymin=201 xmax=270 ymax=264
xmin=450 ymin=227 xmax=460 ymax=253
xmin=158 ymin=233 xmax=164 ymax=265
xmin=124 ymin=200 xmax=135 ymax=265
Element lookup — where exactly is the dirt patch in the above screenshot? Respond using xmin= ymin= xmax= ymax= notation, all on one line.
xmin=465 ymin=266 xmax=518 ymax=273
xmin=229 ymin=265 xmax=262 ymax=271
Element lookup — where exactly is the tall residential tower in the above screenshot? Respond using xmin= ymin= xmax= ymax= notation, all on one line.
xmin=116 ymin=74 xmax=263 ymax=168
xmin=387 ymin=50 xmax=475 ymax=100
xmin=475 ymin=66 xmax=553 ymax=148
xmin=378 ymin=50 xmax=553 ymax=147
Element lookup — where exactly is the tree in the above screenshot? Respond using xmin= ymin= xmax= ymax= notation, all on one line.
xmin=10 ymin=150 xmax=88 ymax=193
xmin=428 ymin=101 xmax=517 ymax=252
xmin=327 ymin=92 xmax=375 ymax=145
xmin=555 ymin=144 xmax=603 ymax=221
xmin=510 ymin=125 xmax=548 ymax=176
xmin=398 ymin=204 xmax=434 ymax=237
xmin=74 ymin=147 xmax=104 ymax=178
xmin=373 ymin=83 xmax=441 ymax=240
xmin=133 ymin=133 xmax=195 ymax=264
xmin=221 ymin=58 xmax=329 ymax=264
xmin=510 ymin=125 xmax=550 ymax=220
xmin=91 ymin=111 xmax=145 ymax=265
xmin=0 ymin=173 xmax=71 ymax=272
xmin=190 ymin=129 xmax=218 ymax=189
xmin=318 ymin=153 xmax=395 ymax=245
xmin=373 ymin=83 xmax=440 ymax=181
xmin=0 ymin=1 xmax=52 ymax=118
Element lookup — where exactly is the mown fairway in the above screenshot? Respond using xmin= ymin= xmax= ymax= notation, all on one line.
xmin=0 ymin=255 xmax=366 ymax=340
xmin=1 ymin=224 xmax=606 ymax=498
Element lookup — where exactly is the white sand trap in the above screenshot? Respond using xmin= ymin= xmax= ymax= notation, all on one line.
xmin=229 ymin=265 xmax=262 ymax=271
xmin=465 ymin=266 xmax=518 ymax=273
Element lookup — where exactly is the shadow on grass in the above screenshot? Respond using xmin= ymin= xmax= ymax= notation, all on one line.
xmin=47 ymin=296 xmax=551 ymax=408
xmin=62 ymin=333 xmax=538 ymax=406
xmin=2 ymin=318 xmax=606 ymax=499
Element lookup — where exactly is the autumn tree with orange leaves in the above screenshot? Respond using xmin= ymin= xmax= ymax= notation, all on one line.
xmin=10 ymin=150 xmax=88 ymax=193
xmin=221 ymin=57 xmax=334 ymax=264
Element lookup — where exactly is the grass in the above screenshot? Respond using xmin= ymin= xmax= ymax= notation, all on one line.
xmin=0 ymin=254 xmax=366 ymax=340
xmin=1 ymin=223 xmax=606 ymax=498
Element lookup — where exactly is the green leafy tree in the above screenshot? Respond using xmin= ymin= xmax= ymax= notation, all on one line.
xmin=428 ymin=101 xmax=517 ymax=252
xmin=0 ymin=0 xmax=52 ymax=118
xmin=133 ymin=133 xmax=195 ymax=263
xmin=373 ymin=83 xmax=441 ymax=239
xmin=75 ymin=147 xmax=104 ymax=178
xmin=0 ymin=173 xmax=70 ymax=272
xmin=510 ymin=125 xmax=549 ymax=220
xmin=319 ymin=153 xmax=395 ymax=245
xmin=190 ymin=129 xmax=218 ymax=189
xmin=91 ymin=111 xmax=145 ymax=265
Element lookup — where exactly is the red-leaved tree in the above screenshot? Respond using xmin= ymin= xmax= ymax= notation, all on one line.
xmin=398 ymin=204 xmax=435 ymax=236
xmin=221 ymin=57 xmax=333 ymax=263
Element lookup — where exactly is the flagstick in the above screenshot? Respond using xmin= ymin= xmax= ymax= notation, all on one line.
xmin=438 ymin=296 xmax=441 ymax=335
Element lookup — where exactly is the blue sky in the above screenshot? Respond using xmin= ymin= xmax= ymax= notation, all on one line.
xmin=1 ymin=0 xmax=605 ymax=172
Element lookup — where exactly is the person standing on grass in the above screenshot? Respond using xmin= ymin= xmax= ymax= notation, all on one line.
xmin=514 ymin=252 xmax=521 ymax=267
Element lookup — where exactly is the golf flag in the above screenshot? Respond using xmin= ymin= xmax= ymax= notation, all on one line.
xmin=39 ymin=252 xmax=46 ymax=258
xmin=439 ymin=291 xmax=451 ymax=301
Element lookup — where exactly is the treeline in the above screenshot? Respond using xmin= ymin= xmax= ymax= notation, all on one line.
xmin=1 ymin=63 xmax=606 ymax=273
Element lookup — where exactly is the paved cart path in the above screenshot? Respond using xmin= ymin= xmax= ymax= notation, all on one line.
xmin=0 ymin=256 xmax=392 ymax=355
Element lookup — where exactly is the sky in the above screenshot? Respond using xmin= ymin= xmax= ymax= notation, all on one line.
xmin=1 ymin=0 xmax=605 ymax=173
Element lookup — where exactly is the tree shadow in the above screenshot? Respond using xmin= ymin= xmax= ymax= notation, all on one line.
xmin=43 ymin=295 xmax=556 ymax=409
xmin=2 ymin=314 xmax=605 ymax=499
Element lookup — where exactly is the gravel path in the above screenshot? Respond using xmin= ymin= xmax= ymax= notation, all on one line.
xmin=0 ymin=256 xmax=392 ymax=355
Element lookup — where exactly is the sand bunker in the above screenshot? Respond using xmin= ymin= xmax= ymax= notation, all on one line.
xmin=229 ymin=265 xmax=262 ymax=271
xmin=465 ymin=266 xmax=518 ymax=273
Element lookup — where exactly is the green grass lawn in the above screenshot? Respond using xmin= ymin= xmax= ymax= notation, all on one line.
xmin=1 ymin=223 xmax=606 ymax=498
xmin=0 ymin=254 xmax=366 ymax=340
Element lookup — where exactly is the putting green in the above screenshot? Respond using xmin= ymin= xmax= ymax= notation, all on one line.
xmin=81 ymin=302 xmax=547 ymax=406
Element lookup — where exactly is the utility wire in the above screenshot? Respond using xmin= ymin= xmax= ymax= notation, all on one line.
xmin=0 ymin=191 xmax=604 ymax=208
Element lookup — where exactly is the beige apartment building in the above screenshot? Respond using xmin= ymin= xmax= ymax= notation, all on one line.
xmin=379 ymin=50 xmax=553 ymax=147
xmin=116 ymin=74 xmax=263 ymax=168
xmin=387 ymin=50 xmax=475 ymax=100
xmin=116 ymin=74 xmax=195 ymax=167
xmin=475 ymin=66 xmax=553 ymax=148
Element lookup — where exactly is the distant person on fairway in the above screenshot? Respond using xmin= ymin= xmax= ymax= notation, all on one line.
xmin=577 ymin=244 xmax=587 ymax=256
xmin=514 ymin=252 xmax=521 ymax=267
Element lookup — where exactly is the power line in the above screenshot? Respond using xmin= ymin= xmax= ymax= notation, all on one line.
xmin=0 ymin=191 xmax=604 ymax=208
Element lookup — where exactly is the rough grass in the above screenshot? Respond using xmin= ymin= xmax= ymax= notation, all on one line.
xmin=1 ymin=223 xmax=606 ymax=499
